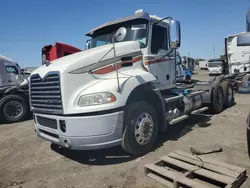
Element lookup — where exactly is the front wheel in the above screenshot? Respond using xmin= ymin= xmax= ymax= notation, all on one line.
xmin=122 ymin=102 xmax=158 ymax=156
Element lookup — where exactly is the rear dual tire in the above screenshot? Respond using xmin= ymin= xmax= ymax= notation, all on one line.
xmin=210 ymin=81 xmax=234 ymax=114
xmin=221 ymin=81 xmax=234 ymax=108
xmin=210 ymin=85 xmax=224 ymax=114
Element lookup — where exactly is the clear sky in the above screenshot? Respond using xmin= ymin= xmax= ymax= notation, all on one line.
xmin=0 ymin=0 xmax=249 ymax=67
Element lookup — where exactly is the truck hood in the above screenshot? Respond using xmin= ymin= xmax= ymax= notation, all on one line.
xmin=32 ymin=41 xmax=141 ymax=78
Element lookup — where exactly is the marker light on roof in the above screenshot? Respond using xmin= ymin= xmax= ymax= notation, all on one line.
xmin=135 ymin=9 xmax=144 ymax=14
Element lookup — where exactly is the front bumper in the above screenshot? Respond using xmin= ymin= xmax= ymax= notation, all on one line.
xmin=34 ymin=110 xmax=124 ymax=150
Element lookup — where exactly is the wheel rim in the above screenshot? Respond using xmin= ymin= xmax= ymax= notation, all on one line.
xmin=3 ymin=101 xmax=23 ymax=119
xmin=134 ymin=113 xmax=154 ymax=145
xmin=228 ymin=87 xmax=233 ymax=104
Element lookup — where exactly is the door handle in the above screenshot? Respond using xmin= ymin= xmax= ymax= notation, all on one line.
xmin=8 ymin=80 xmax=12 ymax=82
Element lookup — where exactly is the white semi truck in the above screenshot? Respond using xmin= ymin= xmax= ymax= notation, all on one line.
xmin=225 ymin=32 xmax=250 ymax=74
xmin=222 ymin=33 xmax=250 ymax=92
xmin=30 ymin=10 xmax=235 ymax=155
xmin=0 ymin=55 xmax=31 ymax=123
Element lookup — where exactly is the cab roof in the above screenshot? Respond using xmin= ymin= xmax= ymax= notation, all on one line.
xmin=86 ymin=10 xmax=168 ymax=37
xmin=0 ymin=55 xmax=14 ymax=63
xmin=226 ymin=32 xmax=249 ymax=38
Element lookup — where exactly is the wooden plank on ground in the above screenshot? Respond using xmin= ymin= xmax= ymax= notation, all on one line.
xmin=147 ymin=173 xmax=173 ymax=188
xmin=225 ymin=170 xmax=247 ymax=188
xmin=145 ymin=164 xmax=210 ymax=188
xmin=168 ymin=152 xmax=239 ymax=178
xmin=160 ymin=156 xmax=234 ymax=184
xmin=144 ymin=150 xmax=247 ymax=188
xmin=174 ymin=150 xmax=246 ymax=173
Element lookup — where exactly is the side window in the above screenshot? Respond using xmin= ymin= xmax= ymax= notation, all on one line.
xmin=151 ymin=25 xmax=168 ymax=54
xmin=6 ymin=66 xmax=18 ymax=74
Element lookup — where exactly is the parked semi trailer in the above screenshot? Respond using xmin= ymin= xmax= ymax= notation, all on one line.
xmin=42 ymin=42 xmax=81 ymax=65
xmin=0 ymin=55 xmax=30 ymax=123
xmin=30 ymin=10 xmax=235 ymax=155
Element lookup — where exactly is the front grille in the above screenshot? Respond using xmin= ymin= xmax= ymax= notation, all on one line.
xmin=37 ymin=116 xmax=57 ymax=129
xmin=30 ymin=72 xmax=63 ymax=114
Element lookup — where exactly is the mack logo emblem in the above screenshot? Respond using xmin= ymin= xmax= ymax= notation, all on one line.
xmin=45 ymin=99 xmax=61 ymax=104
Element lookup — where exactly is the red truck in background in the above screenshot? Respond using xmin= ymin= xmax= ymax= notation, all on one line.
xmin=42 ymin=42 xmax=81 ymax=65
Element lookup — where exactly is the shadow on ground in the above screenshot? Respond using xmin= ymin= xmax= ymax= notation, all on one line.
xmin=51 ymin=113 xmax=212 ymax=166
xmin=154 ymin=114 xmax=211 ymax=150
xmin=0 ymin=111 xmax=33 ymax=125
xmin=50 ymin=144 xmax=135 ymax=165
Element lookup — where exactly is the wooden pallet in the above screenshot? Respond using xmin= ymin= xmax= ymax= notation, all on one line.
xmin=144 ymin=150 xmax=247 ymax=188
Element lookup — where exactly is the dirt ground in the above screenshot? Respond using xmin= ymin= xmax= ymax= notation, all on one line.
xmin=0 ymin=72 xmax=250 ymax=188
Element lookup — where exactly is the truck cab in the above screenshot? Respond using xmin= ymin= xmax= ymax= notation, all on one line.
xmin=0 ymin=55 xmax=30 ymax=123
xmin=225 ymin=32 xmax=250 ymax=74
xmin=0 ymin=55 xmax=23 ymax=87
xmin=30 ymin=10 xmax=232 ymax=155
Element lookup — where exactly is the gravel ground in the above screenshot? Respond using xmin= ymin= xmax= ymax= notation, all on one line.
xmin=0 ymin=72 xmax=250 ymax=188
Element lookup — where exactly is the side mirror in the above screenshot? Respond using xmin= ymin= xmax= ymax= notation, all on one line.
xmin=114 ymin=27 xmax=127 ymax=42
xmin=169 ymin=20 xmax=181 ymax=49
xmin=85 ymin=40 xmax=91 ymax=50
xmin=20 ymin=69 xmax=24 ymax=74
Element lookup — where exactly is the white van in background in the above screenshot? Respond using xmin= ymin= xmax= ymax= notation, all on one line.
xmin=199 ymin=60 xmax=208 ymax=70
xmin=208 ymin=59 xmax=223 ymax=76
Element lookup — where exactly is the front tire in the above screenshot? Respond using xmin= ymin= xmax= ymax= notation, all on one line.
xmin=122 ymin=102 xmax=158 ymax=156
xmin=0 ymin=94 xmax=28 ymax=123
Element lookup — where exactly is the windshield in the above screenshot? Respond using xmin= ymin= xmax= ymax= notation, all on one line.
xmin=90 ymin=19 xmax=148 ymax=48
xmin=237 ymin=33 xmax=250 ymax=46
xmin=208 ymin=61 xmax=222 ymax=67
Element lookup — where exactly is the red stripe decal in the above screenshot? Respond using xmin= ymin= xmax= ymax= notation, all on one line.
xmin=93 ymin=56 xmax=142 ymax=74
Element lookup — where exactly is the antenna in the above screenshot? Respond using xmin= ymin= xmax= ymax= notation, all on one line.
xmin=213 ymin=45 xmax=215 ymax=59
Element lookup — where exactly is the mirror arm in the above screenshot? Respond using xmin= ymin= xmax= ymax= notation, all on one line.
xmin=157 ymin=49 xmax=173 ymax=61
xmin=112 ymin=34 xmax=121 ymax=93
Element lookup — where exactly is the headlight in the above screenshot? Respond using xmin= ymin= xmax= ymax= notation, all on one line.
xmin=78 ymin=92 xmax=116 ymax=107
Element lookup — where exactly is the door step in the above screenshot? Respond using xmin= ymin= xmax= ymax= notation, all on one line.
xmin=169 ymin=115 xmax=189 ymax=125
xmin=191 ymin=107 xmax=209 ymax=115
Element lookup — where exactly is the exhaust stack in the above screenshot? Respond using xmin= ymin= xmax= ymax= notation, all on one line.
xmin=246 ymin=9 xmax=250 ymax=32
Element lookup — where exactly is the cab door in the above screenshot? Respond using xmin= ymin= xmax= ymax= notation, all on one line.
xmin=146 ymin=24 xmax=175 ymax=90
